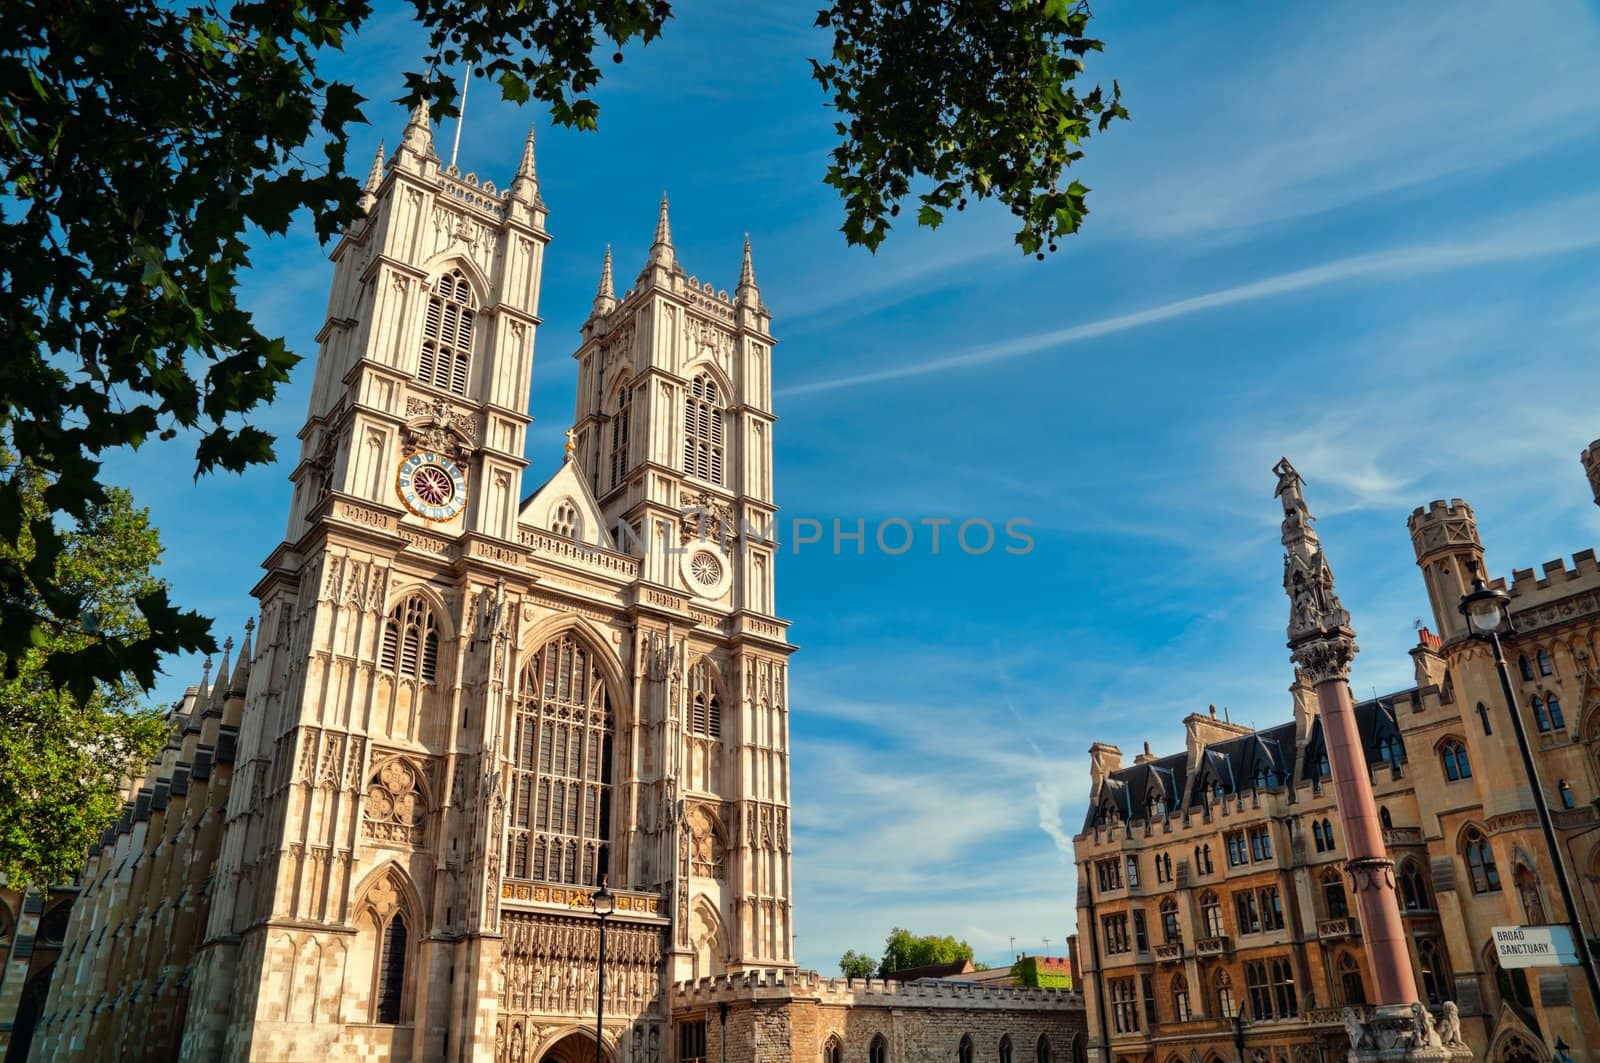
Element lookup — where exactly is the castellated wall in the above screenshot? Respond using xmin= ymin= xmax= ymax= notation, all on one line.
xmin=672 ymin=970 xmax=1086 ymax=1063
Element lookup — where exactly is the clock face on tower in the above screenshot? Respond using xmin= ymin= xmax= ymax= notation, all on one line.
xmin=396 ymin=451 xmax=468 ymax=521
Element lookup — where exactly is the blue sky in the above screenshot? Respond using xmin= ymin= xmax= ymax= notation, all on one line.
xmin=113 ymin=1 xmax=1600 ymax=973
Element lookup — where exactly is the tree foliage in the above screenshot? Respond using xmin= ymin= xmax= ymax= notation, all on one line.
xmin=878 ymin=927 xmax=976 ymax=976
xmin=839 ymin=948 xmax=877 ymax=979
xmin=811 ymin=0 xmax=1128 ymax=255
xmin=0 ymin=459 xmax=171 ymax=893
xmin=0 ymin=0 xmax=1124 ymax=697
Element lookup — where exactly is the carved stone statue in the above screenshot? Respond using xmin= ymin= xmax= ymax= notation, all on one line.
xmin=1412 ymin=1002 xmax=1441 ymax=1048
xmin=1341 ymin=1007 xmax=1369 ymax=1051
xmin=1438 ymin=1002 xmax=1464 ymax=1048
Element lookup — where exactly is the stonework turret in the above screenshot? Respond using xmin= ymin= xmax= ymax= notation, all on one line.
xmin=1407 ymin=498 xmax=1484 ymax=642
xmin=1584 ymin=437 xmax=1600 ymax=507
xmin=1275 ymin=457 xmax=1356 ymax=680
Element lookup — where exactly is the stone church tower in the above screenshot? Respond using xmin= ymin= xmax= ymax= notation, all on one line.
xmin=31 ymin=104 xmax=794 ymax=1062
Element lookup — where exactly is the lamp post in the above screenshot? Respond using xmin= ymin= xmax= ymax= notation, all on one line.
xmin=1459 ymin=570 xmax=1600 ymax=1018
xmin=593 ymin=876 xmax=616 ymax=1063
xmin=1232 ymin=1009 xmax=1248 ymax=1063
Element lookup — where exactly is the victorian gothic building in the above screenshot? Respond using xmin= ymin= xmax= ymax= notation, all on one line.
xmin=6 ymin=107 xmax=1085 ymax=1062
xmin=1073 ymin=445 xmax=1600 ymax=1063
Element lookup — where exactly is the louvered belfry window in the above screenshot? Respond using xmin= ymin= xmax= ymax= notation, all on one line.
xmin=609 ymin=386 xmax=632 ymax=490
xmin=689 ymin=659 xmax=721 ymax=739
xmin=418 ymin=268 xmax=474 ymax=394
xmin=380 ymin=595 xmax=440 ymax=683
xmin=508 ymin=635 xmax=614 ymax=885
xmin=683 ymin=374 xmax=724 ymax=485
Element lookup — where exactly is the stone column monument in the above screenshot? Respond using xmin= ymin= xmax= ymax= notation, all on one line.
xmin=1273 ymin=459 xmax=1472 ymax=1063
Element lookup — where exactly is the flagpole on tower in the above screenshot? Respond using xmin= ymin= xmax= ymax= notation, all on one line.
xmin=449 ymin=62 xmax=472 ymax=169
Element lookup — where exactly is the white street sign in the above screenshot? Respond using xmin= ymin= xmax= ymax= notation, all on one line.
xmin=1492 ymin=925 xmax=1580 ymax=969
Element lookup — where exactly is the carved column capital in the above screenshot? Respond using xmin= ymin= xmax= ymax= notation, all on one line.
xmin=1291 ymin=632 xmax=1360 ymax=683
xmin=1344 ymin=855 xmax=1397 ymax=892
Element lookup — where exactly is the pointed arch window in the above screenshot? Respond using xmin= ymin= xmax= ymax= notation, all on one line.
xmin=1418 ymin=939 xmax=1449 ymax=1005
xmin=872 ymin=1036 xmax=889 ymax=1063
xmin=1035 ymin=1036 xmax=1050 ymax=1063
xmin=1377 ymin=732 xmax=1405 ymax=772
xmin=1463 ymin=827 xmax=1500 ymax=893
xmin=609 ymin=385 xmax=633 ymax=490
xmin=1537 ymin=649 xmax=1554 ymax=676
xmin=507 ymin=635 xmax=615 ymax=885
xmin=380 ymin=595 xmax=440 ymax=683
xmin=418 ymin=267 xmax=475 ymax=394
xmin=825 ymin=1039 xmax=842 ymax=1063
xmin=959 ymin=1035 xmax=975 ymax=1063
xmin=1160 ymin=898 xmax=1181 ymax=944
xmin=683 ymin=374 xmax=725 ymax=485
xmin=1532 ymin=697 xmax=1550 ymax=732
xmin=689 ymin=659 xmax=722 ymax=739
xmin=1380 ymin=805 xmax=1393 ymax=829
xmin=998 ymin=1036 xmax=1013 ymax=1063
xmin=1399 ymin=860 xmax=1431 ymax=911
xmin=376 ymin=911 xmax=409 ymax=1023
xmin=1546 ymin=693 xmax=1566 ymax=730
xmin=1199 ymin=890 xmax=1224 ymax=938
xmin=1337 ymin=953 xmax=1366 ymax=1006
xmin=1213 ymin=970 xmax=1235 ymax=1019
xmin=1518 ymin=655 xmax=1534 ymax=681
xmin=1439 ymin=738 xmax=1471 ymax=781
xmin=1171 ymin=974 xmax=1191 ymax=1022
xmin=552 ymin=500 xmax=579 ymax=540
xmin=1321 ymin=868 xmax=1348 ymax=919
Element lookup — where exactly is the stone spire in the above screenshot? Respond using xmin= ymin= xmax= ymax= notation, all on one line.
xmin=399 ymin=99 xmax=435 ymax=161
xmin=509 ymin=124 xmax=539 ymax=203
xmin=736 ymin=233 xmax=761 ymax=307
xmin=594 ymin=245 xmax=616 ymax=314
xmin=229 ymin=618 xmax=254 ymax=694
xmin=1275 ymin=457 xmax=1355 ymax=679
xmin=197 ymin=654 xmax=213 ymax=699
xmin=649 ymin=192 xmax=675 ymax=268
xmin=209 ymin=636 xmax=233 ymax=710
xmin=357 ymin=142 xmax=385 ymax=213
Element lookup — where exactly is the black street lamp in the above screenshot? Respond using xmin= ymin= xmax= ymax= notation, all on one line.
xmin=593 ymin=876 xmax=616 ymax=1063
xmin=1459 ymin=569 xmax=1600 ymax=1018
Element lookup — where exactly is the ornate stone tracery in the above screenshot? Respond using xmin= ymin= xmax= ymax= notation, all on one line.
xmin=498 ymin=912 xmax=663 ymax=1019
xmin=363 ymin=757 xmax=429 ymax=844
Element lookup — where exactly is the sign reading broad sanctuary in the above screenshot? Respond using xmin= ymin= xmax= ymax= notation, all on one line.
xmin=1492 ymin=925 xmax=1580 ymax=969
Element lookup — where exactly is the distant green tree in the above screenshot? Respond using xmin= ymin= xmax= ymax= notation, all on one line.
xmin=0 ymin=459 xmax=171 ymax=892
xmin=878 ymin=927 xmax=976 ymax=976
xmin=839 ymin=949 xmax=877 ymax=979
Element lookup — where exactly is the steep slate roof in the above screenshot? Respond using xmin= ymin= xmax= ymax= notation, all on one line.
xmin=1085 ymin=690 xmax=1416 ymax=831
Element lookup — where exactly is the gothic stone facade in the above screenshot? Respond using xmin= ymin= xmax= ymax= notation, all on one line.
xmin=1072 ymin=443 xmax=1600 ymax=1063
xmin=15 ymin=106 xmax=1084 ymax=1062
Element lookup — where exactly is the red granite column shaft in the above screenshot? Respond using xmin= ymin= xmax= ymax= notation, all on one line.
xmin=1313 ymin=671 xmax=1417 ymax=1006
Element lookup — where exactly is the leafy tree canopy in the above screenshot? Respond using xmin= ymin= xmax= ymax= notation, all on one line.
xmin=839 ymin=948 xmax=877 ymax=979
xmin=0 ymin=0 xmax=1124 ymax=699
xmin=0 ymin=456 xmax=172 ymax=892
xmin=878 ymin=927 xmax=976 ymax=976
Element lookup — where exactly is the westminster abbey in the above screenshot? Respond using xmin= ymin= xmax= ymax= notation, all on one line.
xmin=0 ymin=106 xmax=1084 ymax=1062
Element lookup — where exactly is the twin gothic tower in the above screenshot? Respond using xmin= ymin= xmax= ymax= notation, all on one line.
xmin=34 ymin=103 xmax=794 ymax=1062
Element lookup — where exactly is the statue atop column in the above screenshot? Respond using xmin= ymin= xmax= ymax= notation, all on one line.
xmin=1275 ymin=458 xmax=1356 ymax=680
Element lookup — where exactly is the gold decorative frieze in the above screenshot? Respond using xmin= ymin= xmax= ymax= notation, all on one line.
xmin=500 ymin=881 xmax=664 ymax=915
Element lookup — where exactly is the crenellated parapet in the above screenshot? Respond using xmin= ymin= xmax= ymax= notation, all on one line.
xmin=1407 ymin=498 xmax=1481 ymax=562
xmin=672 ymin=969 xmax=1083 ymax=1010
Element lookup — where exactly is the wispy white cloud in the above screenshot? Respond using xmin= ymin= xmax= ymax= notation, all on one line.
xmin=778 ymin=192 xmax=1600 ymax=398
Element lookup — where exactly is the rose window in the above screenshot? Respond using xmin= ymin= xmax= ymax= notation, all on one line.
xmin=690 ymin=550 xmax=722 ymax=587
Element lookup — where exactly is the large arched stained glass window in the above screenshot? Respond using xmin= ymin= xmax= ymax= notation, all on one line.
xmin=508 ymin=634 xmax=615 ymax=886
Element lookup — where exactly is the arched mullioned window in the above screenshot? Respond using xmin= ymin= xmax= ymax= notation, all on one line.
xmin=1463 ymin=827 xmax=1500 ymax=894
xmin=609 ymin=384 xmax=633 ymax=490
xmin=1537 ymin=650 xmax=1554 ymax=677
xmin=1070 ymin=1036 xmax=1086 ymax=1063
xmin=998 ymin=1036 xmax=1013 ymax=1063
xmin=1199 ymin=890 xmax=1224 ymax=937
xmin=507 ymin=634 xmax=615 ymax=886
xmin=1546 ymin=693 xmax=1566 ymax=730
xmin=418 ymin=267 xmax=475 ymax=394
xmin=1418 ymin=939 xmax=1449 ymax=1005
xmin=1160 ymin=897 xmax=1180 ymax=943
xmin=376 ymin=911 xmax=409 ymax=1023
xmin=1377 ymin=732 xmax=1405 ymax=771
xmin=958 ymin=1035 xmax=974 ymax=1063
xmin=380 ymin=595 xmax=441 ymax=683
xmin=1518 ymin=655 xmax=1534 ymax=681
xmin=1439 ymin=738 xmax=1472 ymax=781
xmin=1532 ymin=697 xmax=1551 ymax=733
xmin=683 ymin=373 xmax=725 ymax=485
xmin=1171 ymin=974 xmax=1191 ymax=1021
xmin=1338 ymin=952 xmax=1366 ymax=1006
xmin=689 ymin=659 xmax=722 ymax=739
xmin=1213 ymin=970 xmax=1235 ymax=1019
xmin=1035 ymin=1036 xmax=1050 ymax=1063
xmin=551 ymin=500 xmax=579 ymax=540
xmin=1399 ymin=860 xmax=1431 ymax=911
xmin=872 ymin=1036 xmax=890 ymax=1063
xmin=825 ymin=1039 xmax=842 ymax=1063
xmin=1322 ymin=867 xmax=1348 ymax=919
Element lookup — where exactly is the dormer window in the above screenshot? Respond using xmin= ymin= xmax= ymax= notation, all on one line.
xmin=419 ymin=268 xmax=475 ymax=394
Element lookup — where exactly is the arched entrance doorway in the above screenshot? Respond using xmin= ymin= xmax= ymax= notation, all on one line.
xmin=522 ymin=1028 xmax=614 ymax=1063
